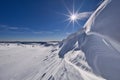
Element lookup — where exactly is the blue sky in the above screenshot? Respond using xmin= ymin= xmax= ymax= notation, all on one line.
xmin=0 ymin=0 xmax=101 ymax=41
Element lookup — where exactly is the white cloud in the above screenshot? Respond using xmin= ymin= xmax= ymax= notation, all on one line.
xmin=54 ymin=29 xmax=60 ymax=32
xmin=33 ymin=31 xmax=53 ymax=34
xmin=0 ymin=25 xmax=31 ymax=32
xmin=0 ymin=24 xmax=54 ymax=34
xmin=33 ymin=31 xmax=42 ymax=34
xmin=9 ymin=27 xmax=19 ymax=30
xmin=66 ymin=32 xmax=71 ymax=35
xmin=77 ymin=12 xmax=93 ymax=20
xmin=0 ymin=24 xmax=10 ymax=28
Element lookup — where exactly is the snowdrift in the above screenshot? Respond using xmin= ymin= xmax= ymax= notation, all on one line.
xmin=58 ymin=0 xmax=120 ymax=80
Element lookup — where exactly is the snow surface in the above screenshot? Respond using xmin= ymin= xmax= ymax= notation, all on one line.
xmin=1 ymin=31 xmax=120 ymax=80
xmin=0 ymin=42 xmax=106 ymax=80
xmin=58 ymin=30 xmax=120 ymax=80
xmin=0 ymin=43 xmax=59 ymax=80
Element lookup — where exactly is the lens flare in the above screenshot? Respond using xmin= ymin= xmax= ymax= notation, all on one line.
xmin=70 ymin=14 xmax=78 ymax=21
xmin=61 ymin=1 xmax=81 ymax=30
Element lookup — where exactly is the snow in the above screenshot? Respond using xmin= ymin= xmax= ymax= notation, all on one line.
xmin=82 ymin=33 xmax=120 ymax=80
xmin=0 ymin=43 xmax=56 ymax=80
xmin=0 ymin=40 xmax=107 ymax=80
xmin=58 ymin=28 xmax=120 ymax=80
xmin=91 ymin=0 xmax=120 ymax=42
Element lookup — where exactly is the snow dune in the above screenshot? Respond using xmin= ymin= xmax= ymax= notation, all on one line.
xmin=58 ymin=30 xmax=120 ymax=80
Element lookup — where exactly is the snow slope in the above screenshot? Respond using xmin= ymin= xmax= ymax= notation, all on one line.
xmin=58 ymin=0 xmax=120 ymax=79
xmin=58 ymin=0 xmax=120 ymax=78
xmin=1 ymin=29 xmax=119 ymax=80
xmin=58 ymin=29 xmax=120 ymax=80
xmin=0 ymin=42 xmax=106 ymax=80
xmin=1 ymin=30 xmax=120 ymax=80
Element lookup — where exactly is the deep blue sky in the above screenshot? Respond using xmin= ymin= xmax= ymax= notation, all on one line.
xmin=0 ymin=0 xmax=101 ymax=41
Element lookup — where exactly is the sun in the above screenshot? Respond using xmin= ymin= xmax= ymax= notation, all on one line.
xmin=67 ymin=12 xmax=79 ymax=27
xmin=61 ymin=1 xmax=81 ymax=29
xmin=70 ymin=14 xmax=77 ymax=21
xmin=69 ymin=13 xmax=78 ymax=23
xmin=63 ymin=7 xmax=79 ymax=27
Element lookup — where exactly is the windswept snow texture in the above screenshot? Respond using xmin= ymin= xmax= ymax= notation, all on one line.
xmin=58 ymin=0 xmax=120 ymax=79
xmin=82 ymin=33 xmax=120 ymax=80
xmin=0 ymin=42 xmax=60 ymax=80
xmin=91 ymin=0 xmax=120 ymax=42
xmin=59 ymin=30 xmax=120 ymax=80
xmin=1 ymin=33 xmax=120 ymax=80
xmin=0 ymin=42 xmax=106 ymax=80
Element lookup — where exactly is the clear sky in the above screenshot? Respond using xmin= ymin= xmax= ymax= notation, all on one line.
xmin=0 ymin=0 xmax=101 ymax=41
